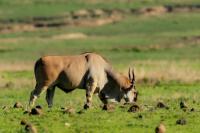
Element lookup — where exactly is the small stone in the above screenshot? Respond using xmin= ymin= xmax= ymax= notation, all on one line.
xmin=180 ymin=101 xmax=188 ymax=109
xmin=128 ymin=104 xmax=140 ymax=112
xmin=30 ymin=108 xmax=42 ymax=115
xmin=13 ymin=102 xmax=23 ymax=108
xmin=102 ymin=104 xmax=115 ymax=111
xmin=20 ymin=119 xmax=27 ymax=125
xmin=157 ymin=102 xmax=166 ymax=108
xmin=138 ymin=114 xmax=143 ymax=119
xmin=155 ymin=123 xmax=166 ymax=133
xmin=176 ymin=118 xmax=187 ymax=125
xmin=63 ymin=107 xmax=75 ymax=114
xmin=190 ymin=108 xmax=195 ymax=112
xmin=25 ymin=123 xmax=37 ymax=133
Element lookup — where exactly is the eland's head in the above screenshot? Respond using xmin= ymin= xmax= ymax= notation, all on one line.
xmin=123 ymin=68 xmax=138 ymax=103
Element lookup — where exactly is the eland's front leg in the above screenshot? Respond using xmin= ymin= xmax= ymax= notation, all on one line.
xmin=98 ymin=91 xmax=108 ymax=105
xmin=84 ymin=79 xmax=97 ymax=109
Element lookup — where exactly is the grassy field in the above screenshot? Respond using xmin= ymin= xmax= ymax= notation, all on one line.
xmin=0 ymin=0 xmax=200 ymax=132
xmin=1 ymin=84 xmax=200 ymax=133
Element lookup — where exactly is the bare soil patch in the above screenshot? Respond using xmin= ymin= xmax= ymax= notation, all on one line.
xmin=0 ymin=4 xmax=200 ymax=33
xmin=182 ymin=36 xmax=200 ymax=44
xmin=0 ymin=62 xmax=33 ymax=71
xmin=135 ymin=6 xmax=168 ymax=16
xmin=52 ymin=33 xmax=87 ymax=40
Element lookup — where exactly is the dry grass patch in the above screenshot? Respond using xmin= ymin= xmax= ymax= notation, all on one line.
xmin=124 ymin=60 xmax=200 ymax=84
xmin=0 ymin=62 xmax=33 ymax=71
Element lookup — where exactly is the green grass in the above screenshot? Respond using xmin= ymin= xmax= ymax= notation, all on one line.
xmin=1 ymin=83 xmax=200 ymax=133
xmin=1 ymin=0 xmax=200 ymax=132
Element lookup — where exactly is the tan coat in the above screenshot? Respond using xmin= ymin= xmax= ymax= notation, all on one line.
xmin=29 ymin=53 xmax=137 ymax=109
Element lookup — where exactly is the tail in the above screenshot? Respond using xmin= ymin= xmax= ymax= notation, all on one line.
xmin=34 ymin=58 xmax=44 ymax=82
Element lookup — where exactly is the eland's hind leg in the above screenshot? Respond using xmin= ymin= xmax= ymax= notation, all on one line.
xmin=29 ymin=83 xmax=48 ymax=109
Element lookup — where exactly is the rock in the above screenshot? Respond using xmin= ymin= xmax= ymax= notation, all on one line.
xmin=155 ymin=123 xmax=166 ymax=133
xmin=30 ymin=108 xmax=42 ymax=115
xmin=157 ymin=101 xmax=166 ymax=109
xmin=128 ymin=104 xmax=140 ymax=112
xmin=137 ymin=114 xmax=143 ymax=119
xmin=63 ymin=107 xmax=75 ymax=114
xmin=35 ymin=105 xmax=42 ymax=109
xmin=20 ymin=119 xmax=28 ymax=125
xmin=25 ymin=123 xmax=37 ymax=133
xmin=190 ymin=108 xmax=195 ymax=112
xmin=180 ymin=101 xmax=188 ymax=109
xmin=102 ymin=103 xmax=115 ymax=111
xmin=176 ymin=118 xmax=187 ymax=125
xmin=13 ymin=102 xmax=23 ymax=108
